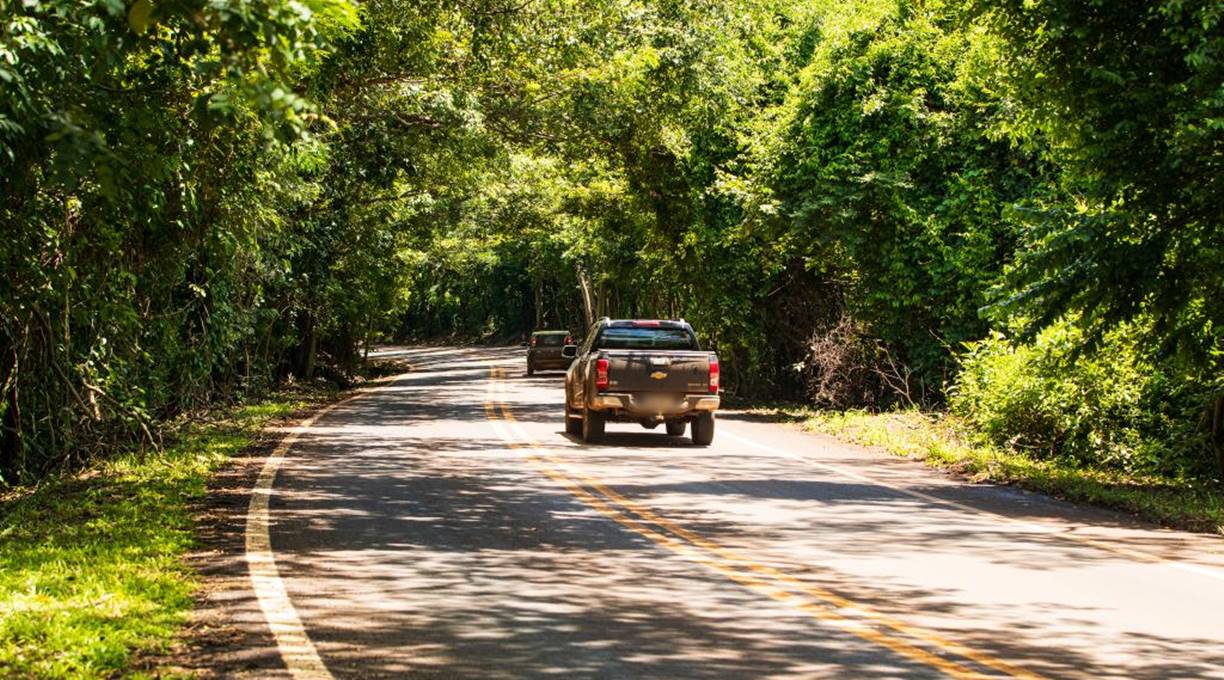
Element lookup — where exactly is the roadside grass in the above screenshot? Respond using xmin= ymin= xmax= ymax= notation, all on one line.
xmin=749 ymin=405 xmax=1224 ymax=535
xmin=0 ymin=388 xmax=332 ymax=679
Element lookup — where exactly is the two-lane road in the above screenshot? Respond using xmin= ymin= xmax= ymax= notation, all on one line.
xmin=244 ymin=346 xmax=1224 ymax=678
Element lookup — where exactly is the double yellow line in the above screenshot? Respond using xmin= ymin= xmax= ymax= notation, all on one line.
xmin=484 ymin=366 xmax=1044 ymax=680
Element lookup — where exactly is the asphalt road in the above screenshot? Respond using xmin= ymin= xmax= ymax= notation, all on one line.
xmin=247 ymin=346 xmax=1224 ymax=679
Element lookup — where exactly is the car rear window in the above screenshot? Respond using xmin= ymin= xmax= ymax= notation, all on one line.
xmin=534 ymin=334 xmax=566 ymax=346
xmin=597 ymin=327 xmax=696 ymax=350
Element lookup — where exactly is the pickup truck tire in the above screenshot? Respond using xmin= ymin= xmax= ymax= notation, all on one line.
xmin=564 ymin=401 xmax=582 ymax=435
xmin=691 ymin=412 xmax=715 ymax=446
xmin=582 ymin=406 xmax=605 ymax=443
xmin=666 ymin=421 xmax=686 ymax=436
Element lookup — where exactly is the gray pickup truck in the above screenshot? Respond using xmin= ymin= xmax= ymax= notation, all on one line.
xmin=562 ymin=318 xmax=720 ymax=445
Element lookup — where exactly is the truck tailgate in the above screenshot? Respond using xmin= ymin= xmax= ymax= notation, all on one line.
xmin=603 ymin=350 xmax=712 ymax=394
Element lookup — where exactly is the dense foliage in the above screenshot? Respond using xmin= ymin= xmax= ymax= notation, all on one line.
xmin=1 ymin=0 xmax=358 ymax=482
xmin=2 ymin=0 xmax=1221 ymax=484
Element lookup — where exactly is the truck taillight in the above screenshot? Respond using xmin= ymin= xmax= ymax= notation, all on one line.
xmin=564 ymin=335 xmax=573 ymax=345
xmin=595 ymin=358 xmax=610 ymax=391
xmin=709 ymin=357 xmax=720 ymax=393
xmin=530 ymin=336 xmax=537 ymax=347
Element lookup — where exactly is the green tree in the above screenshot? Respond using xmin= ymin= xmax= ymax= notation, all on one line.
xmin=976 ymin=0 xmax=1224 ymax=472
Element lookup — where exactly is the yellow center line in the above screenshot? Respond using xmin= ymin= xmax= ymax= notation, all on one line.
xmin=505 ymin=401 xmax=1039 ymax=680
xmin=485 ymin=366 xmax=1043 ymax=679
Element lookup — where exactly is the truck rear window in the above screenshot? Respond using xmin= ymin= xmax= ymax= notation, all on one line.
xmin=534 ymin=334 xmax=566 ymax=346
xmin=597 ymin=327 xmax=696 ymax=350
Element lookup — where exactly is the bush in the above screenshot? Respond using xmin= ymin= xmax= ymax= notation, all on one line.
xmin=799 ymin=314 xmax=925 ymax=410
xmin=951 ymin=321 xmax=1214 ymax=479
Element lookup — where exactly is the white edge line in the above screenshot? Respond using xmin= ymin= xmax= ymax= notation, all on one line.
xmin=244 ymin=375 xmax=409 ymax=680
xmin=719 ymin=429 xmax=1224 ymax=583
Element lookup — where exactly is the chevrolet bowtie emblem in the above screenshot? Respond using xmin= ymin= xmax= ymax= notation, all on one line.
xmin=650 ymin=371 xmax=668 ymax=380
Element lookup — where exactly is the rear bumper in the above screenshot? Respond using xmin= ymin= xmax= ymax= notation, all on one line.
xmin=529 ymin=357 xmax=571 ymax=368
xmin=590 ymin=393 xmax=720 ymax=419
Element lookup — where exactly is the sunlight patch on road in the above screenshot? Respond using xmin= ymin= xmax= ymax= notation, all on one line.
xmin=718 ymin=430 xmax=1224 ymax=585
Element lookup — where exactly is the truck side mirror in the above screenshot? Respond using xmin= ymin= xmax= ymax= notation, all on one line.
xmin=562 ymin=345 xmax=577 ymax=359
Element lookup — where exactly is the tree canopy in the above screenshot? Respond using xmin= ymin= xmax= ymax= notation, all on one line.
xmin=2 ymin=0 xmax=1221 ymax=483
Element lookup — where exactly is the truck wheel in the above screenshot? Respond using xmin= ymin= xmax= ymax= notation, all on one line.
xmin=582 ymin=406 xmax=605 ymax=443
xmin=666 ymin=421 xmax=686 ymax=436
xmin=691 ymin=412 xmax=714 ymax=446
xmin=564 ymin=401 xmax=582 ymax=435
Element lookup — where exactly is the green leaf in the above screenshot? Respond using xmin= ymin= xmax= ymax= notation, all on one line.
xmin=128 ymin=0 xmax=153 ymax=34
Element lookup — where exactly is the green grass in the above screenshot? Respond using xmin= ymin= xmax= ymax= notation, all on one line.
xmin=0 ymin=390 xmax=326 ymax=678
xmin=752 ymin=405 xmax=1224 ymax=535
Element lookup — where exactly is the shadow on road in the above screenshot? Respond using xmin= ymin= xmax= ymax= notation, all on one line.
xmin=249 ymin=346 xmax=1224 ymax=679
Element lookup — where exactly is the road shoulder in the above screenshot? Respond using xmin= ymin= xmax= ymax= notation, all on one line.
xmin=167 ymin=360 xmax=416 ymax=678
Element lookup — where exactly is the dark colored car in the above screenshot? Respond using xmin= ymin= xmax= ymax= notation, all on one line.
xmin=563 ymin=318 xmax=719 ymax=445
xmin=527 ymin=330 xmax=574 ymax=375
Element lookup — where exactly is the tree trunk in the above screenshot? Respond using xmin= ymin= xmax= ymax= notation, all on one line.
xmin=363 ymin=314 xmax=372 ymax=364
xmin=577 ymin=266 xmax=595 ymax=329
xmin=1 ymin=370 xmax=20 ymax=483
xmin=260 ymin=313 xmax=278 ymax=381
xmin=1213 ymin=395 xmax=1224 ymax=483
xmin=533 ymin=278 xmax=543 ymax=329
xmin=300 ymin=314 xmax=318 ymax=379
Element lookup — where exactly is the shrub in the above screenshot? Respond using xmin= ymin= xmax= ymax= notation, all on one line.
xmin=951 ymin=321 xmax=1214 ymax=479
